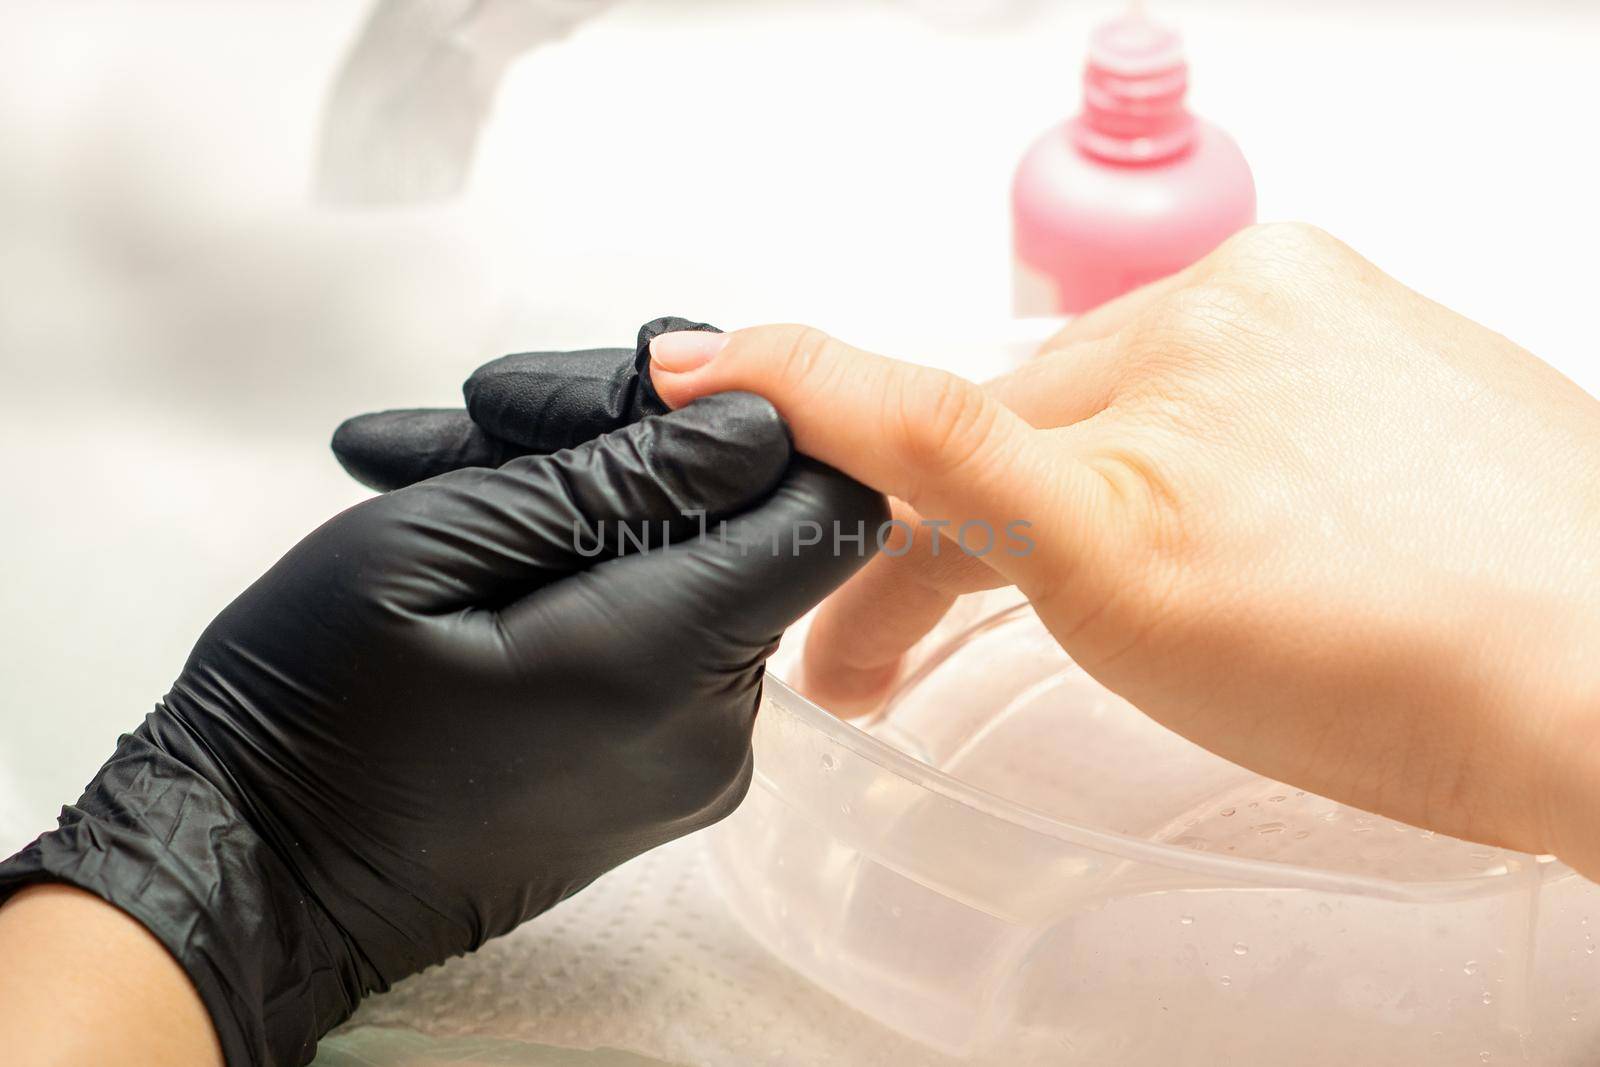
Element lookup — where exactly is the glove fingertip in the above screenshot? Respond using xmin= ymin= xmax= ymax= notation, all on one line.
xmin=465 ymin=348 xmax=638 ymax=450
xmin=332 ymin=409 xmax=509 ymax=492
xmin=462 ymin=321 xmax=722 ymax=450
xmin=332 ymin=412 xmax=410 ymax=491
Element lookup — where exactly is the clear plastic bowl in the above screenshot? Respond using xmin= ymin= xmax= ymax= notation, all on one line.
xmin=706 ymin=592 xmax=1600 ymax=1065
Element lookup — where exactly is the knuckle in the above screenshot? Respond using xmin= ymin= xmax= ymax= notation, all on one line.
xmin=895 ymin=369 xmax=998 ymax=476
xmin=771 ymin=324 xmax=844 ymax=395
xmin=1120 ymin=282 xmax=1274 ymax=372
xmin=1176 ymin=281 xmax=1281 ymax=340
xmin=1128 ymin=219 xmax=1342 ymax=372
xmin=737 ymin=324 xmax=855 ymax=415
xmin=1218 ymin=221 xmax=1356 ymax=276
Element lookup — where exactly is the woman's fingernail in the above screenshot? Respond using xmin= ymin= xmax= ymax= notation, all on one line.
xmin=650 ymin=330 xmax=728 ymax=373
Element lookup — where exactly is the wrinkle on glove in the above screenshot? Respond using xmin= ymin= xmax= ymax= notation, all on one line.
xmin=334 ymin=316 xmax=719 ymax=491
xmin=0 ymin=729 xmax=357 ymax=1064
xmin=0 ymin=331 xmax=887 ymax=1067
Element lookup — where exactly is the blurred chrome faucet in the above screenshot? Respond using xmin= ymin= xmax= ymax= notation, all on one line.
xmin=315 ymin=0 xmax=615 ymax=205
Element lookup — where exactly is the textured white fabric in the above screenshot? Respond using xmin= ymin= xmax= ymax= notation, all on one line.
xmin=345 ymin=835 xmax=959 ymax=1067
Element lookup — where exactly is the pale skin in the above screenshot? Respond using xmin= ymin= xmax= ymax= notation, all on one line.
xmin=648 ymin=223 xmax=1600 ymax=883
xmin=4 ymin=222 xmax=1598 ymax=1061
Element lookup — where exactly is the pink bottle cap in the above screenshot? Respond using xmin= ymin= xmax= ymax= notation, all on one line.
xmin=1076 ymin=13 xmax=1196 ymax=164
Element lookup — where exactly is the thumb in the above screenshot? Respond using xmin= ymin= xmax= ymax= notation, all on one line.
xmin=648 ymin=324 xmax=1100 ymax=589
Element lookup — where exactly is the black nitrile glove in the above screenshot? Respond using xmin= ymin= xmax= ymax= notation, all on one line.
xmin=0 ymin=319 xmax=886 ymax=1067
xmin=333 ymin=316 xmax=719 ymax=491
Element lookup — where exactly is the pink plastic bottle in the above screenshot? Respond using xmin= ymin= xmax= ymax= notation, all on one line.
xmin=1012 ymin=12 xmax=1255 ymax=315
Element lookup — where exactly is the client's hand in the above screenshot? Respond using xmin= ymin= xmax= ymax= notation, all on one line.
xmin=645 ymin=223 xmax=1600 ymax=883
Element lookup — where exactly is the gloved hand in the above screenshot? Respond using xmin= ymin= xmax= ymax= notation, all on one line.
xmin=0 ymin=316 xmax=885 ymax=1067
xmin=332 ymin=316 xmax=720 ymax=491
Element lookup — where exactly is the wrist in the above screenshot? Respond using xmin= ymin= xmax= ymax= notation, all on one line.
xmin=0 ymin=883 xmax=223 ymax=1067
xmin=0 ymin=724 xmax=364 ymax=1067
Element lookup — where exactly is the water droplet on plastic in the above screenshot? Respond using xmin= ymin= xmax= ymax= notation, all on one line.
xmin=1464 ymin=961 xmax=1480 ymax=975
xmin=819 ymin=753 xmax=837 ymax=772
xmin=840 ymin=801 xmax=853 ymax=816
xmin=1572 ymin=1011 xmax=1582 ymax=1022
xmin=1587 ymin=943 xmax=1596 ymax=956
xmin=1220 ymin=807 xmax=1236 ymax=817
xmin=1482 ymin=992 xmax=1494 ymax=1005
xmin=1317 ymin=903 xmax=1333 ymax=918
xmin=1219 ymin=976 xmax=1232 ymax=987
xmin=1179 ymin=915 xmax=1194 ymax=926
xmin=1233 ymin=942 xmax=1249 ymax=956
xmin=1268 ymin=794 xmax=1287 ymax=803
xmin=1254 ymin=821 xmax=1286 ymax=835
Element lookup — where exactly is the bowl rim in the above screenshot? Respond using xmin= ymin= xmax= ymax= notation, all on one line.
xmin=757 ymin=674 xmax=1571 ymax=905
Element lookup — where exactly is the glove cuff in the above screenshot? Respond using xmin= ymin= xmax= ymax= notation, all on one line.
xmin=0 ymin=725 xmax=363 ymax=1067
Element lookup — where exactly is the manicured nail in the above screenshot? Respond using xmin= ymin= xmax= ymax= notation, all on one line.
xmin=650 ymin=330 xmax=728 ymax=373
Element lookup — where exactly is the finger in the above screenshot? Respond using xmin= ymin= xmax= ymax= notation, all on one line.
xmin=668 ymin=457 xmax=889 ymax=645
xmin=382 ymin=391 xmax=791 ymax=607
xmin=505 ymin=455 xmax=888 ymax=655
xmin=330 ymin=333 xmax=1121 ymax=495
xmin=462 ymin=347 xmax=638 ymax=450
xmin=331 ymin=408 xmax=522 ymax=491
xmin=332 ymin=317 xmax=720 ymax=491
xmin=794 ymin=344 xmax=1130 ymax=717
xmin=648 ymin=324 xmax=1104 ymax=593
xmin=493 ymin=458 xmax=886 ymax=796
xmin=463 ymin=316 xmax=719 ymax=450
xmin=798 ymin=497 xmax=1004 ymax=717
